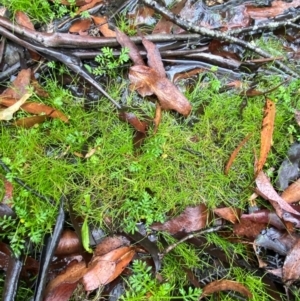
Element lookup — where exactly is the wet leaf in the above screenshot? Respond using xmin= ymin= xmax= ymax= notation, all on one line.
xmin=0 ymin=176 xmax=13 ymax=206
xmin=0 ymin=92 xmax=31 ymax=120
xmin=0 ymin=97 xmax=69 ymax=122
xmin=200 ymin=279 xmax=252 ymax=299
xmin=224 ymin=134 xmax=251 ymax=175
xmin=30 ymin=72 xmax=49 ymax=98
xmin=115 ymin=28 xmax=145 ymax=66
xmin=14 ymin=115 xmax=48 ymax=128
xmin=256 ymin=99 xmax=275 ymax=175
xmin=129 ymin=65 xmax=192 ymax=116
xmin=76 ymin=0 xmax=104 ymax=14
xmin=281 ymin=179 xmax=300 ymax=204
xmin=1 ymin=69 xmax=31 ymax=99
xmin=69 ymin=18 xmax=91 ymax=34
xmin=94 ymin=236 xmax=130 ymax=257
xmin=44 ymin=261 xmax=87 ymax=301
xmin=241 ymin=210 xmax=285 ymax=230
xmin=55 ymin=230 xmax=81 ymax=256
xmin=142 ymin=37 xmax=166 ymax=77
xmin=255 ymin=171 xmax=300 ymax=218
xmin=118 ymin=112 xmax=148 ymax=133
xmin=233 ymin=218 xmax=266 ymax=239
xmin=82 ymin=246 xmax=135 ymax=291
xmin=213 ymin=207 xmax=240 ymax=224
xmin=91 ymin=16 xmax=116 ymax=37
xmin=283 ymin=239 xmax=300 ymax=285
xmin=151 ymin=204 xmax=208 ymax=234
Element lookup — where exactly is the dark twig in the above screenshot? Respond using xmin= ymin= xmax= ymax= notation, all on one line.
xmin=0 ymin=158 xmax=55 ymax=204
xmin=141 ymin=0 xmax=299 ymax=78
xmin=159 ymin=225 xmax=224 ymax=259
xmin=227 ymin=15 xmax=300 ymax=35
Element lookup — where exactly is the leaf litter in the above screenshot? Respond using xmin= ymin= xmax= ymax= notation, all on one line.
xmin=0 ymin=0 xmax=300 ymax=300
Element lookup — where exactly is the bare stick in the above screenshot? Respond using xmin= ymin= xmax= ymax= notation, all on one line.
xmin=159 ymin=225 xmax=224 ymax=259
xmin=141 ymin=0 xmax=299 ymax=78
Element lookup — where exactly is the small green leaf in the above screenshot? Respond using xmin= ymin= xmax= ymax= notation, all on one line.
xmin=81 ymin=217 xmax=93 ymax=253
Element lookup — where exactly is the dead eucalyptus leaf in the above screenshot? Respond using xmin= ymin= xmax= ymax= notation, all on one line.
xmin=255 ymin=171 xmax=300 ymax=218
xmin=281 ymin=179 xmax=300 ymax=204
xmin=200 ymin=279 xmax=252 ymax=299
xmin=256 ymin=99 xmax=275 ymax=175
xmin=283 ymin=239 xmax=300 ymax=285
xmin=0 ymin=93 xmax=31 ymax=120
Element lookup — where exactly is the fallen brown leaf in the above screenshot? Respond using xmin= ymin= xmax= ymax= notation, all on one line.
xmin=213 ymin=207 xmax=240 ymax=224
xmin=233 ymin=217 xmax=266 ymax=239
xmin=0 ymin=93 xmax=31 ymax=120
xmin=69 ymin=18 xmax=92 ymax=34
xmin=13 ymin=115 xmax=48 ymax=128
xmin=55 ymin=230 xmax=81 ymax=256
xmin=44 ymin=261 xmax=87 ymax=301
xmin=91 ymin=16 xmax=116 ymax=37
xmin=200 ymin=279 xmax=252 ymax=299
xmin=256 ymin=99 xmax=275 ymax=175
xmin=129 ymin=65 xmax=192 ymax=116
xmin=0 ymin=97 xmax=68 ymax=122
xmin=281 ymin=179 xmax=300 ymax=204
xmin=151 ymin=204 xmax=208 ymax=234
xmin=115 ymin=28 xmax=145 ymax=66
xmin=255 ymin=171 xmax=300 ymax=218
xmin=153 ymin=103 xmax=162 ymax=133
xmin=283 ymin=238 xmax=300 ymax=285
xmin=224 ymin=134 xmax=251 ymax=175
xmin=1 ymin=69 xmax=31 ymax=99
xmin=82 ymin=246 xmax=135 ymax=291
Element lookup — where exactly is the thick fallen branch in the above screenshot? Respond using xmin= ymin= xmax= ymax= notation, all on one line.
xmin=141 ymin=0 xmax=299 ymax=78
xmin=0 ymin=16 xmax=200 ymax=48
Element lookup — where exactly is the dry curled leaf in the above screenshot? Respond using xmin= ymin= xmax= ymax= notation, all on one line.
xmin=129 ymin=65 xmax=192 ymax=116
xmin=213 ymin=207 xmax=240 ymax=224
xmin=256 ymin=99 xmax=275 ymax=175
xmin=200 ymin=279 xmax=252 ymax=299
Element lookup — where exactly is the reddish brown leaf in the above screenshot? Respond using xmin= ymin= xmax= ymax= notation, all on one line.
xmin=255 ymin=171 xmax=300 ymax=218
xmin=55 ymin=230 xmax=81 ymax=256
xmin=69 ymin=18 xmax=92 ymax=34
xmin=14 ymin=115 xmax=49 ymax=128
xmin=200 ymin=279 xmax=252 ymax=299
xmin=213 ymin=207 xmax=240 ymax=224
xmin=91 ymin=16 xmax=116 ymax=37
xmin=224 ymin=134 xmax=251 ymax=175
xmin=151 ymin=204 xmax=208 ymax=234
xmin=76 ymin=0 xmax=103 ymax=14
xmin=233 ymin=218 xmax=266 ymax=239
xmin=142 ymin=38 xmax=165 ymax=77
xmin=44 ymin=261 xmax=87 ymax=301
xmin=82 ymin=246 xmax=135 ymax=291
xmin=129 ymin=65 xmax=192 ymax=116
xmin=115 ymin=28 xmax=145 ymax=66
xmin=0 ymin=98 xmax=68 ymax=122
xmin=241 ymin=210 xmax=285 ymax=230
xmin=1 ymin=69 xmax=31 ymax=99
xmin=94 ymin=236 xmax=130 ymax=257
xmin=119 ymin=112 xmax=148 ymax=133
xmin=15 ymin=11 xmax=34 ymax=30
xmin=256 ymin=99 xmax=275 ymax=175
xmin=281 ymin=179 xmax=300 ymax=204
xmin=283 ymin=239 xmax=300 ymax=285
